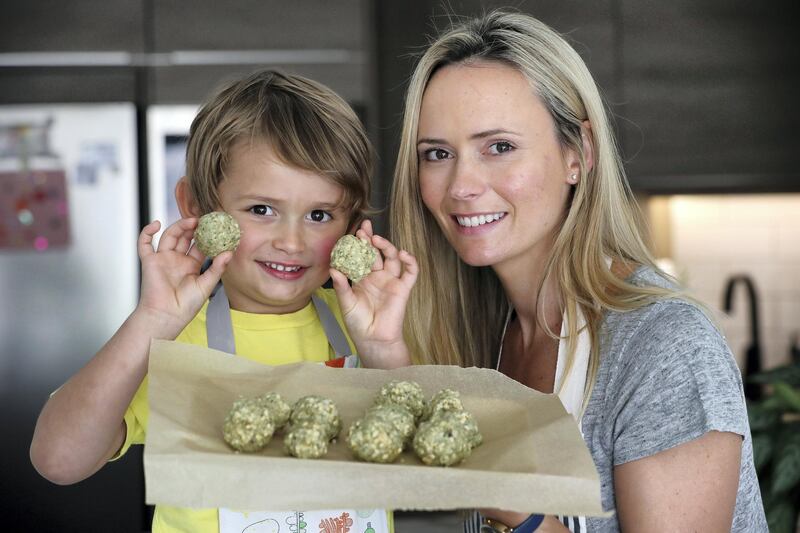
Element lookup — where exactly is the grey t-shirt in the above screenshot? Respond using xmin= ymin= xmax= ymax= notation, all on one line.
xmin=583 ymin=267 xmax=767 ymax=531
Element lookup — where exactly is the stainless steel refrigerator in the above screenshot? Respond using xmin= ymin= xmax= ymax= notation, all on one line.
xmin=0 ymin=103 xmax=146 ymax=531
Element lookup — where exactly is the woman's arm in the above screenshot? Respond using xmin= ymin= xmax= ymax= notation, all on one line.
xmin=614 ymin=430 xmax=741 ymax=532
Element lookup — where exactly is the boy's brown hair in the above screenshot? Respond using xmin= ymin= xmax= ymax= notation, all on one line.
xmin=185 ymin=69 xmax=373 ymax=227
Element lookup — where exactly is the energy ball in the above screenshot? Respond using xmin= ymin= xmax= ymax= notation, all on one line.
xmin=288 ymin=395 xmax=341 ymax=441
xmin=413 ymin=415 xmax=473 ymax=466
xmin=365 ymin=403 xmax=416 ymax=447
xmin=284 ymin=423 xmax=330 ymax=459
xmin=347 ymin=416 xmax=405 ymax=463
xmin=257 ymin=392 xmax=291 ymax=429
xmin=423 ymin=388 xmax=464 ymax=421
xmin=194 ymin=211 xmax=241 ymax=257
xmin=330 ymin=234 xmax=377 ymax=283
xmin=223 ymin=396 xmax=276 ymax=452
xmin=431 ymin=409 xmax=483 ymax=449
xmin=375 ymin=380 xmax=427 ymax=421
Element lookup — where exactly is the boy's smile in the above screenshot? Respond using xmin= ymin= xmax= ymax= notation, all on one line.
xmin=214 ymin=138 xmax=350 ymax=314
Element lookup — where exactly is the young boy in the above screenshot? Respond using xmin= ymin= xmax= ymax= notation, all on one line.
xmin=30 ymin=69 xmax=418 ymax=532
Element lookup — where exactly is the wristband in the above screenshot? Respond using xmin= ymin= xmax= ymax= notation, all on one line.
xmin=480 ymin=513 xmax=545 ymax=533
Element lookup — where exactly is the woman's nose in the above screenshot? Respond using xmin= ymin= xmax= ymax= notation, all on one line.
xmin=448 ymin=159 xmax=486 ymax=200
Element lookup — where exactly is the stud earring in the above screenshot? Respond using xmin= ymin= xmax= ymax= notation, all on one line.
xmin=569 ymin=173 xmax=579 ymax=184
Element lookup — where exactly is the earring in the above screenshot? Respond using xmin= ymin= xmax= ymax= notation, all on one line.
xmin=569 ymin=173 xmax=579 ymax=184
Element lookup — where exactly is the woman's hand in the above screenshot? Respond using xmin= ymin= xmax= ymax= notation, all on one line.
xmin=330 ymin=220 xmax=418 ymax=369
xmin=135 ymin=218 xmax=232 ymax=339
xmin=478 ymin=510 xmax=567 ymax=532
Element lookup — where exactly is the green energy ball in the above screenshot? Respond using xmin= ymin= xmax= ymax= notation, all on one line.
xmin=365 ymin=403 xmax=416 ymax=447
xmin=257 ymin=392 xmax=291 ymax=429
xmin=330 ymin=234 xmax=377 ymax=283
xmin=375 ymin=380 xmax=427 ymax=421
xmin=431 ymin=409 xmax=483 ymax=449
xmin=423 ymin=388 xmax=464 ymax=421
xmin=347 ymin=416 xmax=405 ymax=463
xmin=194 ymin=211 xmax=241 ymax=257
xmin=223 ymin=396 xmax=276 ymax=452
xmin=288 ymin=396 xmax=341 ymax=441
xmin=413 ymin=416 xmax=473 ymax=466
xmin=284 ymin=423 xmax=330 ymax=459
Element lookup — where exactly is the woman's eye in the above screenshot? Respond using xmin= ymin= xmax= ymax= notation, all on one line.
xmin=306 ymin=210 xmax=332 ymax=222
xmin=423 ymin=148 xmax=451 ymax=161
xmin=488 ymin=141 xmax=514 ymax=155
xmin=250 ymin=205 xmax=274 ymax=216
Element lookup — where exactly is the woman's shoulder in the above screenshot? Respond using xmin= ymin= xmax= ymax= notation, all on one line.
xmin=600 ymin=266 xmax=735 ymax=375
xmin=609 ymin=265 xmax=717 ymax=336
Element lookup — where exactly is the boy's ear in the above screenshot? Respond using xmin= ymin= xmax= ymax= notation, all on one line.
xmin=175 ymin=176 xmax=201 ymax=218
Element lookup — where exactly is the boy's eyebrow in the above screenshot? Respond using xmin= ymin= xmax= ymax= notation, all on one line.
xmin=417 ymin=128 xmax=521 ymax=146
xmin=238 ymin=194 xmax=345 ymax=211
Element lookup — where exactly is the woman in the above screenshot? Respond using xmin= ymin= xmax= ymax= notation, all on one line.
xmin=386 ymin=10 xmax=766 ymax=533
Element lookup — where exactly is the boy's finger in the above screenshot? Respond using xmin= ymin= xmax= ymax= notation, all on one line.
xmin=329 ymin=269 xmax=356 ymax=314
xmin=175 ymin=231 xmax=194 ymax=255
xmin=372 ymin=235 xmax=401 ymax=277
xmin=361 ymin=219 xmax=373 ymax=237
xmin=398 ymin=251 xmax=419 ymax=288
xmin=197 ymin=251 xmax=231 ymax=295
xmin=137 ymin=220 xmax=161 ymax=258
xmin=157 ymin=218 xmax=197 ymax=252
xmin=187 ymin=242 xmax=206 ymax=263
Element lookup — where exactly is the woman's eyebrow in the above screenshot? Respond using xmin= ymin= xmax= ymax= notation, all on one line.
xmin=469 ymin=128 xmax=520 ymax=140
xmin=417 ymin=128 xmax=520 ymax=146
xmin=417 ymin=137 xmax=446 ymax=146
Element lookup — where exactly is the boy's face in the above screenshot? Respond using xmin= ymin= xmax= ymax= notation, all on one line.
xmin=215 ymin=139 xmax=350 ymax=314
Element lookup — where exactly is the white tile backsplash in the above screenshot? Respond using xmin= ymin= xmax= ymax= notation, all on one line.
xmin=659 ymin=194 xmax=800 ymax=371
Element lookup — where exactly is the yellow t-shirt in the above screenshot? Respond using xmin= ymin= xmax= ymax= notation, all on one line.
xmin=118 ymin=288 xmax=390 ymax=533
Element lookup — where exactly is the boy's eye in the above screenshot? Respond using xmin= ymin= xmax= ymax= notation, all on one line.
xmin=306 ymin=209 xmax=332 ymax=222
xmin=422 ymin=148 xmax=451 ymax=161
xmin=250 ymin=205 xmax=274 ymax=216
xmin=488 ymin=141 xmax=514 ymax=155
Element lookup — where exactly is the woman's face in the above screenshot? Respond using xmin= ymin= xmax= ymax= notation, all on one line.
xmin=417 ymin=61 xmax=576 ymax=273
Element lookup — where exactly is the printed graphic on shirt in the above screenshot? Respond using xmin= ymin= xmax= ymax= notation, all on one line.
xmin=219 ymin=508 xmax=388 ymax=533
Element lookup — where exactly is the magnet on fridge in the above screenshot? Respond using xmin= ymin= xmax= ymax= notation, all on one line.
xmin=0 ymin=169 xmax=70 ymax=250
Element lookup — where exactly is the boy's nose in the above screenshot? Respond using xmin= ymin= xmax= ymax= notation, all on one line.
xmin=273 ymin=222 xmax=305 ymax=254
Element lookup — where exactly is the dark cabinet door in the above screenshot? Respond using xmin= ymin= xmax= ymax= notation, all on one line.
xmin=619 ymin=0 xmax=799 ymax=193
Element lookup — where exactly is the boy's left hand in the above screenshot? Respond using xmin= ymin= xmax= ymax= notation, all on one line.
xmin=330 ymin=220 xmax=418 ymax=369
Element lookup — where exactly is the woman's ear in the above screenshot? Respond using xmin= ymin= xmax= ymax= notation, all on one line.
xmin=175 ymin=176 xmax=201 ymax=218
xmin=565 ymin=121 xmax=595 ymax=184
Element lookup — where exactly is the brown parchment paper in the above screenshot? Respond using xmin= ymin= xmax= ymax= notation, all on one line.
xmin=144 ymin=339 xmax=607 ymax=516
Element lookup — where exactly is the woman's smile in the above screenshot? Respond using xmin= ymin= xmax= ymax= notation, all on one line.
xmin=452 ymin=212 xmax=507 ymax=233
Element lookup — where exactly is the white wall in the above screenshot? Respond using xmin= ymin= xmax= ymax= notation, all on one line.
xmin=658 ymin=194 xmax=800 ymax=371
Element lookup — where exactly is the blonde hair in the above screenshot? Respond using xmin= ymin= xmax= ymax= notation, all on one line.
xmin=390 ymin=11 xmax=683 ymax=402
xmin=186 ymin=69 xmax=374 ymax=227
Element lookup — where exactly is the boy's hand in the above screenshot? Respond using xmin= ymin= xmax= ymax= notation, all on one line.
xmin=136 ymin=218 xmax=232 ymax=339
xmin=330 ymin=220 xmax=418 ymax=369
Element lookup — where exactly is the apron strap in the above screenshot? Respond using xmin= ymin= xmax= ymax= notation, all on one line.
xmin=311 ymin=293 xmax=352 ymax=358
xmin=207 ymin=284 xmax=235 ymax=354
xmin=205 ymin=283 xmax=352 ymax=360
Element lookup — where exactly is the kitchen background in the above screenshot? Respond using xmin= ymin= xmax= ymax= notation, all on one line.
xmin=1 ymin=0 xmax=797 ymax=531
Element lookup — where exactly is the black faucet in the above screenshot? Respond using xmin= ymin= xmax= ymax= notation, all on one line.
xmin=723 ymin=275 xmax=762 ymax=401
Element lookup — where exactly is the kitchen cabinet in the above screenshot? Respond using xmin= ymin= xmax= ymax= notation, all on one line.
xmin=150 ymin=0 xmax=372 ymax=104
xmin=0 ymin=0 xmax=144 ymax=103
xmin=619 ymin=0 xmax=799 ymax=193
